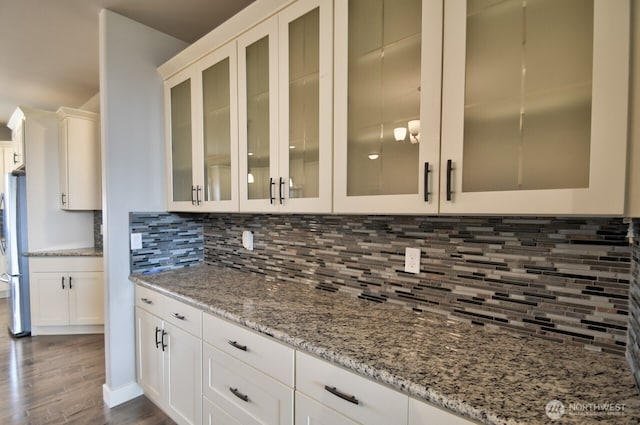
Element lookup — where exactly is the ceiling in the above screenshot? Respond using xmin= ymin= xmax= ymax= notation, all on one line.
xmin=0 ymin=0 xmax=255 ymax=130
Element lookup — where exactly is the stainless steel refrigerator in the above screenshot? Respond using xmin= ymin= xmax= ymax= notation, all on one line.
xmin=1 ymin=171 xmax=31 ymax=337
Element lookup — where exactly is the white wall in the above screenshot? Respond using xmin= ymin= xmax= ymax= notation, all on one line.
xmin=23 ymin=107 xmax=94 ymax=251
xmin=99 ymin=9 xmax=187 ymax=407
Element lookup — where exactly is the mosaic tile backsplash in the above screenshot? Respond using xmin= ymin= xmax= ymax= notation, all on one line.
xmin=628 ymin=222 xmax=640 ymax=387
xmin=202 ymin=214 xmax=631 ymax=355
xmin=129 ymin=212 xmax=203 ymax=273
xmin=129 ymin=212 xmax=632 ymax=356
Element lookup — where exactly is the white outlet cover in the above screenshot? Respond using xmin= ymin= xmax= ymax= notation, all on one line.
xmin=130 ymin=233 xmax=142 ymax=250
xmin=242 ymin=231 xmax=254 ymax=251
xmin=404 ymin=247 xmax=421 ymax=274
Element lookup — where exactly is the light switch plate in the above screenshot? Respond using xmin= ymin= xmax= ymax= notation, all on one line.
xmin=130 ymin=233 xmax=142 ymax=250
xmin=404 ymin=247 xmax=421 ymax=274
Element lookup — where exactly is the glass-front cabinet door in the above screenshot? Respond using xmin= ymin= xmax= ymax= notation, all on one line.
xmin=440 ymin=0 xmax=630 ymax=215
xmin=165 ymin=42 xmax=238 ymax=212
xmin=199 ymin=43 xmax=239 ymax=211
xmin=166 ymin=68 xmax=198 ymax=211
xmin=278 ymin=0 xmax=333 ymax=213
xmin=333 ymin=0 xmax=443 ymax=214
xmin=238 ymin=17 xmax=280 ymax=212
xmin=239 ymin=0 xmax=333 ymax=213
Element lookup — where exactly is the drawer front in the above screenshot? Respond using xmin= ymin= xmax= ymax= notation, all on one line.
xmin=164 ymin=294 xmax=202 ymax=338
xmin=135 ymin=285 xmax=165 ymax=317
xmin=296 ymin=351 xmax=408 ymax=425
xmin=203 ymin=343 xmax=293 ymax=425
xmin=295 ymin=392 xmax=359 ymax=425
xmin=203 ymin=396 xmax=245 ymax=425
xmin=203 ymin=313 xmax=294 ymax=386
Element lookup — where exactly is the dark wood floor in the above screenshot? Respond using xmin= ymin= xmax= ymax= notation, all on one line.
xmin=0 ymin=298 xmax=175 ymax=424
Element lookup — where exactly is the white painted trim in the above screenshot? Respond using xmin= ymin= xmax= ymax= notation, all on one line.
xmin=158 ymin=0 xmax=296 ymax=80
xmin=102 ymin=382 xmax=144 ymax=408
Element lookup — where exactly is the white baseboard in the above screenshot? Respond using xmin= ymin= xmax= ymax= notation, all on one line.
xmin=102 ymin=382 xmax=144 ymax=408
xmin=31 ymin=325 xmax=104 ymax=335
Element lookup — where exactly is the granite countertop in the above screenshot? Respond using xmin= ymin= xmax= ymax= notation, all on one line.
xmin=131 ymin=264 xmax=640 ymax=424
xmin=25 ymin=247 xmax=103 ymax=257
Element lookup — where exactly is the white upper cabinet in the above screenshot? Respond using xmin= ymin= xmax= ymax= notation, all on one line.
xmin=57 ymin=107 xmax=101 ymax=210
xmin=239 ymin=0 xmax=333 ymax=213
xmin=161 ymin=0 xmax=632 ymax=216
xmin=165 ymin=42 xmax=239 ymax=212
xmin=439 ymin=0 xmax=630 ymax=215
xmin=333 ymin=0 xmax=443 ymax=214
xmin=7 ymin=108 xmax=25 ymax=170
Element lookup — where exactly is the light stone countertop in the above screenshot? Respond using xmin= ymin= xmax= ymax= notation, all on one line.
xmin=131 ymin=264 xmax=640 ymax=425
xmin=24 ymin=247 xmax=103 ymax=257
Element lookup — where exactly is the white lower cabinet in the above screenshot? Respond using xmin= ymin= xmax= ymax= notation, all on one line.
xmin=29 ymin=257 xmax=103 ymax=334
xmin=409 ymin=397 xmax=476 ymax=425
xmin=135 ymin=287 xmax=202 ymax=425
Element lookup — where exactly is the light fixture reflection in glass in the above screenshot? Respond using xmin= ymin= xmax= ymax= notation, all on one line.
xmin=248 ymin=152 xmax=254 ymax=156
xmin=408 ymin=120 xmax=420 ymax=144
xmin=368 ymin=153 xmax=380 ymax=160
xmin=289 ymin=178 xmax=293 ymax=188
xmin=248 ymin=172 xmax=255 ymax=184
xmin=394 ymin=127 xmax=407 ymax=142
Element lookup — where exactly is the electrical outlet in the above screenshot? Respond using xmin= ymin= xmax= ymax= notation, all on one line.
xmin=130 ymin=233 xmax=143 ymax=250
xmin=404 ymin=247 xmax=421 ymax=274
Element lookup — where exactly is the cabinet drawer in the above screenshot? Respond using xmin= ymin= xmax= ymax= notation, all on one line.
xmin=163 ymin=294 xmax=202 ymax=338
xmin=203 ymin=343 xmax=293 ymax=425
xmin=135 ymin=285 xmax=165 ymax=318
xmin=203 ymin=396 xmax=244 ymax=425
xmin=296 ymin=351 xmax=408 ymax=425
xmin=203 ymin=313 xmax=294 ymax=386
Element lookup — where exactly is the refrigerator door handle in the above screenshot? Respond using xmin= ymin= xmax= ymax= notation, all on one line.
xmin=0 ymin=273 xmax=8 ymax=283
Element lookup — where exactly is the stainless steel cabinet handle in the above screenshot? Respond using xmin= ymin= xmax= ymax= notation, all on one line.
xmin=324 ymin=385 xmax=360 ymax=405
xmin=191 ymin=185 xmax=196 ymax=205
xmin=229 ymin=387 xmax=249 ymax=402
xmin=196 ymin=185 xmax=202 ymax=205
xmin=61 ymin=193 xmax=67 ymax=206
xmin=228 ymin=340 xmax=247 ymax=352
xmin=279 ymin=177 xmax=284 ymax=205
xmin=171 ymin=312 xmax=185 ymax=320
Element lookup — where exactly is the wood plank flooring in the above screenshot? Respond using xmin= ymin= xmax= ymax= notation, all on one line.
xmin=0 ymin=298 xmax=175 ymax=424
